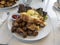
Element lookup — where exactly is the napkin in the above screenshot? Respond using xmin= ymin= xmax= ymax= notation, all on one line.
xmin=0 ymin=12 xmax=8 ymax=26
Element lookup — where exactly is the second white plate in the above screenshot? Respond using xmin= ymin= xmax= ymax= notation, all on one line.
xmin=0 ymin=0 xmax=21 ymax=10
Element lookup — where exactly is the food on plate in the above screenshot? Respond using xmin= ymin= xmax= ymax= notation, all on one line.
xmin=18 ymin=4 xmax=47 ymax=19
xmin=11 ymin=9 xmax=48 ymax=38
xmin=18 ymin=4 xmax=32 ymax=13
xmin=0 ymin=0 xmax=18 ymax=8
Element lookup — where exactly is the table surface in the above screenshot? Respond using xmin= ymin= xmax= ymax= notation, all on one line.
xmin=0 ymin=0 xmax=60 ymax=45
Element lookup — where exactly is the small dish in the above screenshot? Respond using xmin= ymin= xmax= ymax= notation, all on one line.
xmin=53 ymin=2 xmax=60 ymax=10
xmin=12 ymin=14 xmax=20 ymax=21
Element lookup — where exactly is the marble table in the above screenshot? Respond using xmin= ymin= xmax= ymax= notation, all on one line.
xmin=0 ymin=0 xmax=60 ymax=45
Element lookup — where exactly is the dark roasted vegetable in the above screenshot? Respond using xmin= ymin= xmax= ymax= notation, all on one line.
xmin=36 ymin=8 xmax=48 ymax=20
xmin=36 ymin=8 xmax=43 ymax=15
xmin=18 ymin=4 xmax=32 ymax=13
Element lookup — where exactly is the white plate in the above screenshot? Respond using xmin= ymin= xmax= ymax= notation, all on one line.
xmin=0 ymin=0 xmax=20 ymax=10
xmin=7 ymin=13 xmax=51 ymax=41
